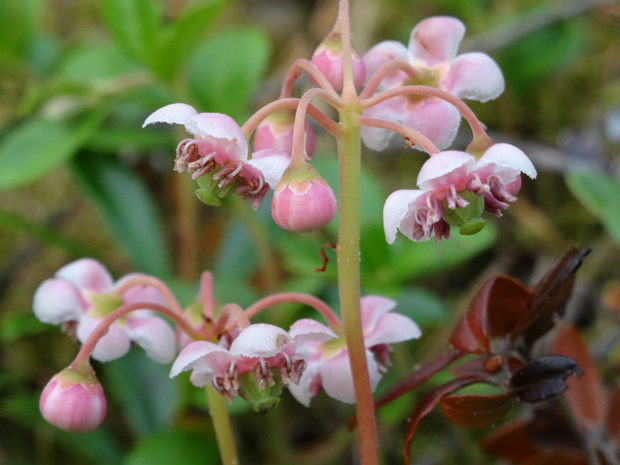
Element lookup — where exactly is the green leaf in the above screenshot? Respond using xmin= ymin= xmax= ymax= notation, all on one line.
xmin=103 ymin=347 xmax=178 ymax=437
xmin=0 ymin=0 xmax=38 ymax=58
xmin=0 ymin=314 xmax=48 ymax=343
xmin=71 ymin=154 xmax=172 ymax=276
xmin=0 ymin=112 xmax=102 ymax=190
xmin=565 ymin=170 xmax=620 ymax=247
xmin=125 ymin=429 xmax=219 ymax=465
xmin=188 ymin=28 xmax=271 ymax=120
xmin=149 ymin=0 xmax=228 ymax=82
xmin=100 ymin=0 xmax=161 ymax=64
xmin=58 ymin=42 xmax=140 ymax=81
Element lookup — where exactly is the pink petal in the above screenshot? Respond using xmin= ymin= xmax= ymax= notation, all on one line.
xmin=55 ymin=258 xmax=113 ymax=293
xmin=116 ymin=275 xmax=167 ymax=307
xmin=383 ymin=189 xmax=424 ymax=244
xmin=320 ymin=350 xmax=382 ymax=403
xmin=184 ymin=113 xmax=248 ymax=163
xmin=360 ymin=97 xmax=407 ymax=151
xmin=360 ymin=295 xmax=397 ymax=331
xmin=170 ymin=341 xmax=233 ymax=381
xmin=286 ymin=363 xmax=320 ymax=407
xmin=363 ymin=40 xmax=409 ymax=88
xmin=477 ymin=143 xmax=537 ymax=180
xmin=289 ymin=319 xmax=337 ymax=345
xmin=127 ymin=316 xmax=176 ymax=364
xmin=408 ymin=17 xmax=465 ymax=66
xmin=229 ymin=324 xmax=292 ymax=358
xmin=247 ymin=149 xmax=291 ymax=187
xmin=402 ymin=98 xmax=461 ymax=151
xmin=365 ymin=313 xmax=421 ymax=347
xmin=442 ymin=52 xmax=505 ymax=102
xmin=77 ymin=317 xmax=130 ymax=362
xmin=142 ymin=103 xmax=198 ymax=127
xmin=33 ymin=278 xmax=86 ymax=324
xmin=417 ymin=150 xmax=476 ymax=191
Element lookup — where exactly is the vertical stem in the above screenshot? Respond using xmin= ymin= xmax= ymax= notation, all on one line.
xmin=337 ymin=103 xmax=379 ymax=465
xmin=205 ymin=386 xmax=239 ymax=465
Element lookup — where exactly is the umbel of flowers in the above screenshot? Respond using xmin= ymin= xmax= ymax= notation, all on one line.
xmin=34 ymin=2 xmax=536 ymax=465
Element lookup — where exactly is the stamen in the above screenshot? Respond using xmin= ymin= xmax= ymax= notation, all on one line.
xmin=248 ymin=176 xmax=264 ymax=195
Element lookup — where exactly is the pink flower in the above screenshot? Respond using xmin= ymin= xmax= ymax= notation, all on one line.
xmin=170 ymin=321 xmax=335 ymax=412
xmin=39 ymin=364 xmax=107 ymax=433
xmin=361 ymin=16 xmax=505 ymax=151
xmin=143 ymin=103 xmax=291 ymax=209
xmin=288 ymin=296 xmax=421 ymax=405
xmin=33 ymin=258 xmax=176 ymax=363
xmin=310 ymin=29 xmax=366 ymax=92
xmin=253 ymin=109 xmax=316 ymax=158
xmin=383 ymin=144 xmax=537 ymax=243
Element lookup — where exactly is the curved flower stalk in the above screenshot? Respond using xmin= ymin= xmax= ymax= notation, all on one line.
xmin=33 ymin=258 xmax=176 ymax=363
xmin=384 ymin=144 xmax=537 ymax=243
xmin=171 ymin=321 xmax=336 ymax=413
xmin=143 ymin=103 xmax=291 ymax=210
xmin=360 ymin=16 xmax=505 ymax=152
xmin=288 ymin=296 xmax=421 ymax=405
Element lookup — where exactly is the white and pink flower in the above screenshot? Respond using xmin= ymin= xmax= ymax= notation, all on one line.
xmin=143 ymin=103 xmax=291 ymax=209
xmin=361 ymin=16 xmax=505 ymax=152
xmin=383 ymin=143 xmax=537 ymax=243
xmin=288 ymin=296 xmax=421 ymax=405
xmin=33 ymin=258 xmax=176 ymax=363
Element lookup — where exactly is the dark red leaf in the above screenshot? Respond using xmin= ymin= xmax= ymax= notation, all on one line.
xmin=441 ymin=392 xmax=512 ymax=429
xmin=550 ymin=324 xmax=604 ymax=429
xmin=450 ymin=312 xmax=485 ymax=354
xmin=482 ymin=419 xmax=541 ymax=464
xmin=519 ymin=247 xmax=590 ymax=344
xmin=509 ymin=355 xmax=583 ymax=403
xmin=403 ymin=376 xmax=484 ymax=463
xmin=464 ymin=275 xmax=532 ymax=352
xmin=606 ymin=384 xmax=620 ymax=443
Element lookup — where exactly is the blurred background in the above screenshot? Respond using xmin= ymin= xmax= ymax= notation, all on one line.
xmin=1 ymin=0 xmax=620 ymax=464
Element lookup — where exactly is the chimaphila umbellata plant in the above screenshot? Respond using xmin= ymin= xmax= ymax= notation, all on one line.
xmin=33 ymin=2 xmax=542 ymax=464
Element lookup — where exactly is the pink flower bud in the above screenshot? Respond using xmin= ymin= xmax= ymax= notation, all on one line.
xmin=39 ymin=364 xmax=106 ymax=433
xmin=310 ymin=28 xmax=366 ymax=92
xmin=271 ymin=161 xmax=337 ymax=232
xmin=253 ymin=110 xmax=316 ymax=158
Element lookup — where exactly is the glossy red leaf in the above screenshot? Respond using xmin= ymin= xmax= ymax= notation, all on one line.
xmin=550 ymin=324 xmax=604 ymax=429
xmin=519 ymin=247 xmax=590 ymax=344
xmin=482 ymin=419 xmax=541 ymax=464
xmin=450 ymin=312 xmax=485 ymax=354
xmin=441 ymin=392 xmax=512 ymax=429
xmin=509 ymin=355 xmax=583 ymax=403
xmin=465 ymin=275 xmax=532 ymax=352
xmin=403 ymin=376 xmax=484 ymax=463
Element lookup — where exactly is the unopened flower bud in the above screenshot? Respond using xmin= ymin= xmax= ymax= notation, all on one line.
xmin=271 ymin=161 xmax=337 ymax=232
xmin=39 ymin=363 xmax=106 ymax=433
xmin=253 ymin=110 xmax=316 ymax=158
xmin=442 ymin=190 xmax=486 ymax=236
xmin=310 ymin=25 xmax=366 ymax=92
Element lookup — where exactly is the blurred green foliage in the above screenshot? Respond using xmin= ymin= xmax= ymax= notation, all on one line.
xmin=1 ymin=0 xmax=620 ymax=464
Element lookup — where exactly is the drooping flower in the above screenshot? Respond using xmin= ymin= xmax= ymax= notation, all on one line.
xmin=361 ymin=16 xmax=505 ymax=152
xmin=253 ymin=109 xmax=316 ymax=158
xmin=288 ymin=296 xmax=421 ymax=405
xmin=383 ymin=144 xmax=537 ymax=243
xmin=33 ymin=258 xmax=176 ymax=363
xmin=170 ymin=321 xmax=336 ymax=413
xmin=271 ymin=160 xmax=338 ymax=232
xmin=39 ymin=363 xmax=106 ymax=433
xmin=143 ymin=103 xmax=291 ymax=209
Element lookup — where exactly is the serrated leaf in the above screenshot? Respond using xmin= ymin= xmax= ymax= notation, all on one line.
xmin=509 ymin=355 xmax=583 ymax=403
xmin=0 ymin=113 xmax=102 ymax=189
xmin=71 ymin=154 xmax=171 ymax=277
xmin=566 ymin=170 xmax=620 ymax=247
xmin=188 ymin=28 xmax=270 ymax=120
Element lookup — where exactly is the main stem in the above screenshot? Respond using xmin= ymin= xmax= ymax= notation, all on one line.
xmin=337 ymin=103 xmax=379 ymax=465
xmin=205 ymin=386 xmax=239 ymax=465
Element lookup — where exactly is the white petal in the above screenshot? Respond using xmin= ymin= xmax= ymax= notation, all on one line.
xmin=127 ymin=316 xmax=176 ymax=364
xmin=364 ymin=313 xmax=421 ymax=347
xmin=442 ymin=52 xmax=505 ymax=102
xmin=408 ymin=16 xmax=465 ymax=66
xmin=289 ymin=319 xmax=337 ymax=346
xmin=417 ymin=150 xmax=476 ymax=191
xmin=33 ymin=279 xmax=86 ymax=324
xmin=478 ymin=143 xmax=537 ymax=179
xmin=170 ymin=341 xmax=232 ymax=379
xmin=320 ymin=350 xmax=382 ymax=403
xmin=77 ymin=316 xmax=130 ymax=362
xmin=286 ymin=364 xmax=320 ymax=407
xmin=142 ymin=103 xmax=198 ymax=127
xmin=360 ymin=98 xmax=406 ymax=152
xmin=402 ymin=98 xmax=461 ymax=151
xmin=185 ymin=113 xmax=248 ymax=159
xmin=363 ymin=40 xmax=409 ymax=87
xmin=360 ymin=295 xmax=397 ymax=331
xmin=383 ymin=189 xmax=424 ymax=244
xmin=229 ymin=324 xmax=292 ymax=358
xmin=247 ymin=149 xmax=291 ymax=187
xmin=55 ymin=258 xmax=113 ymax=293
